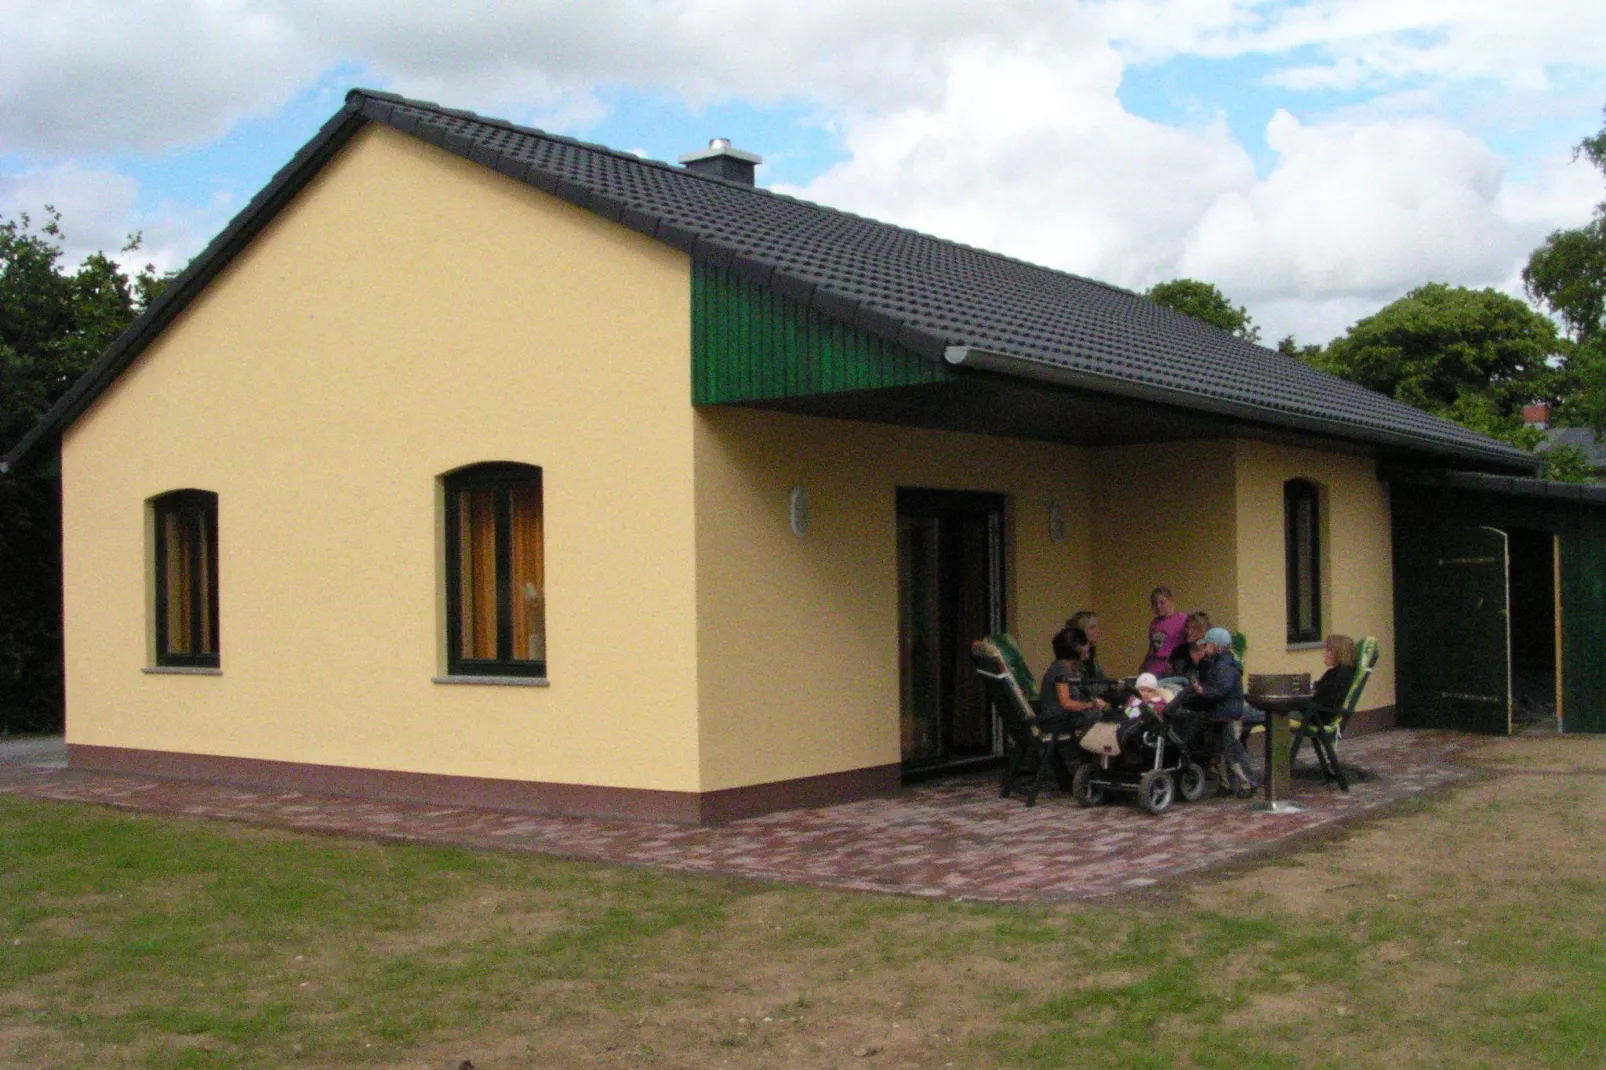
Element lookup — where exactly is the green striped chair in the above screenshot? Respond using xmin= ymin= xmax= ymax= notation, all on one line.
xmin=971 ymin=636 xmax=1078 ymax=805
xmin=1290 ymin=635 xmax=1380 ymax=792
xmin=989 ymin=632 xmax=1040 ymax=705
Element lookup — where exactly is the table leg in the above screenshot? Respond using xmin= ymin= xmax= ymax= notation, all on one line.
xmin=1255 ymin=710 xmax=1305 ymax=814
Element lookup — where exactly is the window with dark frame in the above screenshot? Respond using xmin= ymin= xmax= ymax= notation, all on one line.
xmin=443 ymin=463 xmax=546 ymax=677
xmin=1284 ymin=478 xmax=1322 ymax=644
xmin=153 ymin=490 xmax=220 ymax=667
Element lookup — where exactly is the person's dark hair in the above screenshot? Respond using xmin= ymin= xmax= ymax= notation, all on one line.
xmin=1052 ymin=627 xmax=1091 ymax=662
xmin=1186 ymin=610 xmax=1211 ymax=630
xmin=1151 ymin=585 xmax=1173 ymax=599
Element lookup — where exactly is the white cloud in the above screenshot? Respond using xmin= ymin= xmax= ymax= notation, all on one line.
xmin=1180 ymin=113 xmax=1515 ymax=301
xmin=786 ymin=59 xmax=1601 ymax=345
xmin=1093 ymin=0 xmax=1606 ymax=95
xmin=783 ymin=43 xmax=1256 ymax=290
xmin=0 ymin=0 xmax=323 ymax=154
xmin=0 ymin=0 xmax=1600 ymax=344
xmin=0 ymin=164 xmax=224 ymax=277
xmin=0 ymin=0 xmax=1087 ymax=155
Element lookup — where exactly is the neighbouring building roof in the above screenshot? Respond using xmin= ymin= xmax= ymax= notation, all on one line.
xmin=2 ymin=88 xmax=1542 ymax=475
xmin=1545 ymin=426 xmax=1606 ymax=475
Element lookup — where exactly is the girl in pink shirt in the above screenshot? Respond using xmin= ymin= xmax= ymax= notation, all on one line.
xmin=1139 ymin=586 xmax=1188 ymax=677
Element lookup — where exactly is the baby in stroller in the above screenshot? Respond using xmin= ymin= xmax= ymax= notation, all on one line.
xmin=1071 ymin=673 xmax=1209 ymax=814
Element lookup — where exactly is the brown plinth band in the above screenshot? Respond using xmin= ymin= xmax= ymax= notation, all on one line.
xmin=698 ymin=764 xmax=901 ymax=824
xmin=65 ymin=744 xmax=900 ymax=826
xmin=1344 ymin=704 xmax=1396 ymax=736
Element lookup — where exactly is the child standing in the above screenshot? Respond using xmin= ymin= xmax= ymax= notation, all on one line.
xmin=1139 ymin=586 xmax=1189 ymax=677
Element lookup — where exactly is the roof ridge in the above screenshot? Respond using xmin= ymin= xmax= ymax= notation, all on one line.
xmin=345 ymin=88 xmax=1147 ymax=307
xmin=347 ymin=89 xmax=1537 ymax=466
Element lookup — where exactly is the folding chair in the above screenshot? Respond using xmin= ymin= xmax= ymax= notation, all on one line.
xmin=970 ymin=637 xmax=1079 ymax=806
xmin=1290 ymin=635 xmax=1380 ymax=792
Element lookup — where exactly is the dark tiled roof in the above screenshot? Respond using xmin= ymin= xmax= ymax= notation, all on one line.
xmin=1386 ymin=467 xmax=1606 ymax=506
xmin=2 ymin=88 xmax=1540 ymax=473
xmin=353 ymin=91 xmax=1531 ymax=468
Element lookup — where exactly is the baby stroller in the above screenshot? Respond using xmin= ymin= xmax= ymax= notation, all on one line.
xmin=1071 ymin=697 xmax=1208 ymax=815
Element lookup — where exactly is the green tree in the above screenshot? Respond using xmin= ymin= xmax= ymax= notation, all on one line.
xmin=1319 ymin=282 xmax=1564 ymax=439
xmin=1536 ymin=443 xmax=1595 ymax=483
xmin=1144 ymin=278 xmax=1262 ymax=343
xmin=0 ymin=210 xmax=168 ymax=731
xmin=1525 ymin=107 xmax=1606 ymax=439
xmin=1277 ymin=334 xmax=1325 ymax=363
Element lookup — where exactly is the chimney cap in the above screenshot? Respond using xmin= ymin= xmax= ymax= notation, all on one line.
xmin=678 ymin=138 xmax=763 ymax=166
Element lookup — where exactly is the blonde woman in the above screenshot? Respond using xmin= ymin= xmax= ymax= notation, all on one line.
xmin=1310 ymin=635 xmax=1357 ymax=709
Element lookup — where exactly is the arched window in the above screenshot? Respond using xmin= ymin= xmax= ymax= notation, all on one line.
xmin=443 ymin=463 xmax=545 ymax=676
xmin=152 ymin=490 xmax=220 ymax=667
xmin=1284 ymin=478 xmax=1322 ymax=644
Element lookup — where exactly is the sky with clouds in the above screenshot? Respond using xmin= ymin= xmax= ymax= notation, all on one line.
xmin=1 ymin=0 xmax=1603 ymax=344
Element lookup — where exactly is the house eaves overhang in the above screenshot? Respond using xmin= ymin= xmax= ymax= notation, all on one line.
xmin=945 ymin=346 xmax=1544 ymax=476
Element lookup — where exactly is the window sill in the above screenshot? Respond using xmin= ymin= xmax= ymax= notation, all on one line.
xmin=143 ymin=666 xmax=222 ymax=676
xmin=1286 ymin=641 xmax=1326 ymax=652
xmin=432 ymin=675 xmax=550 ymax=688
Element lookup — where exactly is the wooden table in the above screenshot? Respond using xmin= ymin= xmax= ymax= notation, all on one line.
xmin=1249 ymin=693 xmax=1311 ymax=813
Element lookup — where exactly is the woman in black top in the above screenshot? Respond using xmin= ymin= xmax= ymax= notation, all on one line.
xmin=1038 ymin=627 xmax=1110 ymax=731
xmin=1165 ymin=611 xmax=1212 ymax=682
xmin=1309 ymin=634 xmax=1358 ymax=709
xmin=1065 ymin=610 xmax=1111 ymax=699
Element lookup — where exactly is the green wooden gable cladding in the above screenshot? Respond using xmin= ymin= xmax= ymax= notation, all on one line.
xmin=691 ymin=262 xmax=953 ymax=405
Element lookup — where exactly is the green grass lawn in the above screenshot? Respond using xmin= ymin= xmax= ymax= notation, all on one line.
xmin=5 ymin=735 xmax=1606 ymax=1068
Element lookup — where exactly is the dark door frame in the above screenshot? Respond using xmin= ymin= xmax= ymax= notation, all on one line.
xmin=895 ymin=487 xmax=1008 ymax=774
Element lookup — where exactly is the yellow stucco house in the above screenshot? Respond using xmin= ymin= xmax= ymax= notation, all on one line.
xmin=3 ymin=90 xmax=1561 ymax=823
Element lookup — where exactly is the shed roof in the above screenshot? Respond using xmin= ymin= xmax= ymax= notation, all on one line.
xmin=2 ymin=88 xmax=1541 ymax=474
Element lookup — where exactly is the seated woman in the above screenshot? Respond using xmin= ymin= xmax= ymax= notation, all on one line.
xmin=1306 ymin=634 xmax=1358 ymax=714
xmin=1162 ymin=610 xmax=1212 ymax=685
xmin=1039 ymin=626 xmax=1111 ymax=732
xmin=1064 ymin=610 xmax=1112 ymax=700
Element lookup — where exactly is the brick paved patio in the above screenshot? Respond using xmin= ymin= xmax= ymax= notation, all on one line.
xmin=0 ymin=731 xmax=1481 ymax=902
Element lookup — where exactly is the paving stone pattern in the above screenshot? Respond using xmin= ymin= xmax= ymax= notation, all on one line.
xmin=0 ymin=732 xmax=1479 ymax=902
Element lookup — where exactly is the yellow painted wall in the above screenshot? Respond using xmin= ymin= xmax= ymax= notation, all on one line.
xmin=59 ymin=124 xmax=704 ymax=790
xmin=1231 ymin=440 xmax=1397 ymax=707
xmin=1088 ymin=440 xmax=1240 ymax=674
xmin=692 ymin=407 xmax=1092 ymax=791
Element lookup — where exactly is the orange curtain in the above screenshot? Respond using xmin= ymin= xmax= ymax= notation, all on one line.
xmin=458 ymin=487 xmax=498 ymax=659
xmin=164 ymin=512 xmax=192 ymax=654
xmin=508 ymin=480 xmax=545 ymax=663
xmin=1294 ymin=497 xmax=1316 ymax=634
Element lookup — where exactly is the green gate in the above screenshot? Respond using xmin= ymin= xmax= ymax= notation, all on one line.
xmin=1396 ymin=524 xmax=1512 ymax=733
xmin=1391 ymin=478 xmax=1606 ymax=734
xmin=1561 ymin=533 xmax=1606 ymax=733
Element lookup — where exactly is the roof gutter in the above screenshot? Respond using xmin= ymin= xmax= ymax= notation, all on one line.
xmin=942 ymin=345 xmax=1543 ymax=476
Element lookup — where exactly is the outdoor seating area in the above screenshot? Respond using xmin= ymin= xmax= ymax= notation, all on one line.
xmin=981 ymin=620 xmax=1382 ymax=812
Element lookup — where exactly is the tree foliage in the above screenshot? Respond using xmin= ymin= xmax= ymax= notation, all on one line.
xmin=1310 ymin=282 xmax=1591 ymax=481
xmin=0 ymin=210 xmax=167 ymax=731
xmin=1144 ymin=278 xmax=1261 ymax=343
xmin=1317 ymin=283 xmax=1563 ymax=430
xmin=1525 ymin=107 xmax=1606 ymax=441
